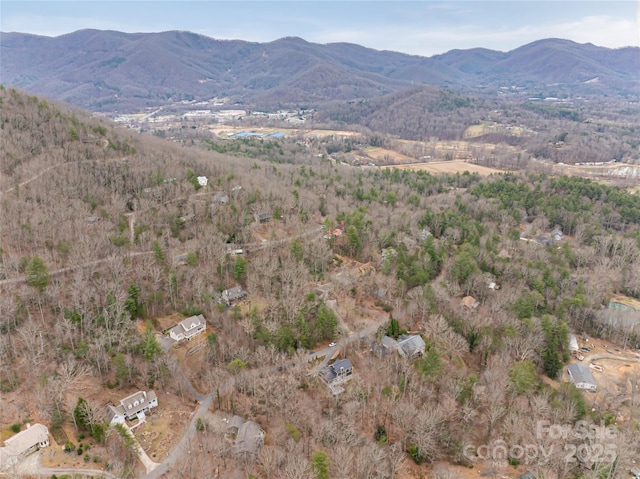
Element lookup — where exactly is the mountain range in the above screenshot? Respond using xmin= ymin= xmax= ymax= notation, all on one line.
xmin=1 ymin=29 xmax=638 ymax=111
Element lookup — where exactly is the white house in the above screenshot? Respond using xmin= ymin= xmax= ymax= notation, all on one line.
xmin=105 ymin=390 xmax=158 ymax=425
xmin=567 ymin=363 xmax=597 ymax=392
xmin=169 ymin=314 xmax=207 ymax=341
xmin=0 ymin=423 xmax=49 ymax=469
xmin=197 ymin=176 xmax=208 ymax=187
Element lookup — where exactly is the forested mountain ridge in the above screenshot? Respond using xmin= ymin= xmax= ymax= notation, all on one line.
xmin=1 ymin=88 xmax=640 ymax=478
xmin=1 ymin=29 xmax=638 ymax=111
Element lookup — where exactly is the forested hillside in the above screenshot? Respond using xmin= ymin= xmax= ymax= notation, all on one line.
xmin=1 ymin=88 xmax=640 ymax=479
xmin=2 ymin=30 xmax=638 ymax=111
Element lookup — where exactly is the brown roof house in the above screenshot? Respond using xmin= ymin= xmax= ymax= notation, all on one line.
xmin=169 ymin=314 xmax=206 ymax=342
xmin=105 ymin=390 xmax=158 ymax=426
xmin=462 ymin=296 xmax=479 ymax=310
xmin=0 ymin=423 xmax=49 ymax=469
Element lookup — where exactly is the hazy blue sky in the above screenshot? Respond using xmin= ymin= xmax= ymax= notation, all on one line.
xmin=2 ymin=1 xmax=638 ymax=56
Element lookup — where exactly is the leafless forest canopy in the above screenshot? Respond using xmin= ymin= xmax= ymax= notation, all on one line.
xmin=1 ymin=86 xmax=640 ymax=479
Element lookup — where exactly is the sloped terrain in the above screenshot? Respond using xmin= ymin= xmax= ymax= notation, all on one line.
xmin=1 ymin=30 xmax=638 ymax=111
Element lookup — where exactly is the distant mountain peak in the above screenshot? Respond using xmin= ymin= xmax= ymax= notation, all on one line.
xmin=1 ymin=29 xmax=637 ymax=112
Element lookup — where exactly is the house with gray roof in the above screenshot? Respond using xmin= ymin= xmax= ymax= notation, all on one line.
xmin=254 ymin=212 xmax=271 ymax=223
xmin=227 ymin=415 xmax=244 ymax=435
xmin=173 ymin=253 xmax=189 ymax=265
xmin=567 ymin=363 xmax=597 ymax=392
xmin=221 ymin=286 xmax=248 ymax=305
xmin=226 ymin=416 xmax=265 ymax=455
xmin=397 ymin=335 xmax=426 ymax=358
xmin=320 ymin=358 xmax=354 ymax=395
xmin=322 ymin=358 xmax=353 ymax=383
xmin=234 ymin=421 xmax=265 ymax=455
xmin=382 ymin=335 xmax=426 ymax=359
xmin=319 ymin=359 xmax=353 ymax=396
xmin=169 ymin=314 xmax=206 ymax=341
xmin=381 ymin=336 xmax=399 ymax=351
xmin=0 ymin=423 xmax=49 ymax=469
xmin=105 ymin=390 xmax=158 ymax=425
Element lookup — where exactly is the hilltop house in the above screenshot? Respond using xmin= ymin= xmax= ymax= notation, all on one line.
xmin=254 ymin=212 xmax=271 ymax=223
xmin=462 ymin=296 xmax=479 ymax=310
xmin=105 ymin=390 xmax=158 ymax=425
xmin=169 ymin=314 xmax=206 ymax=341
xmin=213 ymin=193 xmax=229 ymax=204
xmin=418 ymin=228 xmax=433 ymax=242
xmin=227 ymin=416 xmax=265 ymax=455
xmin=173 ymin=253 xmax=190 ymax=266
xmin=0 ymin=423 xmax=49 ymax=469
xmin=382 ymin=334 xmax=426 ymax=359
xmin=221 ymin=286 xmax=248 ymax=305
xmin=320 ymin=358 xmax=353 ymax=395
xmin=567 ymin=363 xmax=597 ymax=392
xmin=323 ymin=228 xmax=343 ymax=240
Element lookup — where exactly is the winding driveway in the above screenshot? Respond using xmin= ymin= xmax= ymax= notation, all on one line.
xmin=585 ymin=352 xmax=640 ymax=364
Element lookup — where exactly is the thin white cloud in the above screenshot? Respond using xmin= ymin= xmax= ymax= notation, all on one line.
xmin=545 ymin=15 xmax=639 ymax=48
xmin=2 ymin=2 xmax=637 ymax=56
xmin=310 ymin=14 xmax=638 ymax=56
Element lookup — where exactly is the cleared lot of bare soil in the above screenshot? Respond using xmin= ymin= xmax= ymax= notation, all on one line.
xmin=383 ymin=160 xmax=506 ymax=176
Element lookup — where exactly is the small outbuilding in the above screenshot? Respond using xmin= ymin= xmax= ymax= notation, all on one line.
xmin=569 ymin=334 xmax=579 ymax=354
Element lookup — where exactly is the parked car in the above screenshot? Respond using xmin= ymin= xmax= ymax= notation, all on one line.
xmin=329 ymin=342 xmax=337 ymax=348
xmin=581 ymin=347 xmax=590 ymax=352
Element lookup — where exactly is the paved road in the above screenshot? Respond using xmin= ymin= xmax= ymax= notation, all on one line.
xmin=0 ymin=158 xmax=130 ymax=197
xmin=0 ymin=226 xmax=322 ymax=286
xmin=0 ymin=251 xmax=153 ymax=286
